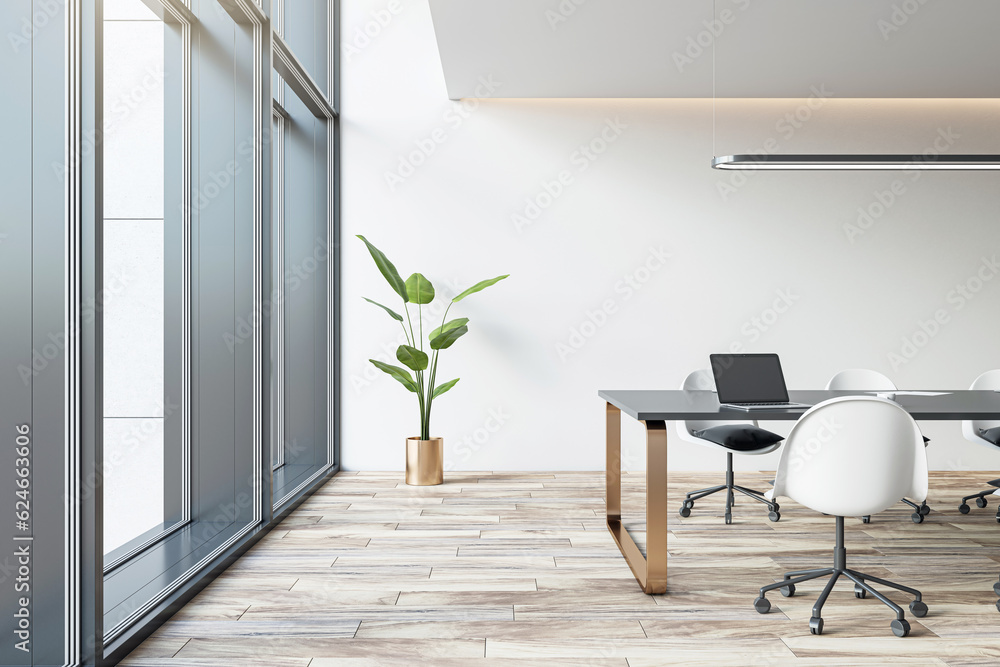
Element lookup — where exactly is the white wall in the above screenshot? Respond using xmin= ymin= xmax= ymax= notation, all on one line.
xmin=340 ymin=0 xmax=1000 ymax=472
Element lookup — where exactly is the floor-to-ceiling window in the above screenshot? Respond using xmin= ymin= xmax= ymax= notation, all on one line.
xmin=271 ymin=0 xmax=338 ymax=507
xmin=102 ymin=0 xmax=186 ymax=562
xmin=93 ymin=0 xmax=339 ymax=661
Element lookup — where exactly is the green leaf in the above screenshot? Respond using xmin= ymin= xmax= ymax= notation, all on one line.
xmin=358 ymin=235 xmax=408 ymax=302
xmin=369 ymin=360 xmax=417 ymax=392
xmin=452 ymin=274 xmax=509 ymax=302
xmin=430 ymin=324 xmax=468 ymax=350
xmin=404 ymin=273 xmax=435 ymax=305
xmin=432 ymin=378 xmax=460 ymax=399
xmin=395 ymin=345 xmax=428 ymax=372
xmin=429 ymin=317 xmax=469 ymax=341
xmin=362 ymin=297 xmax=403 ymax=322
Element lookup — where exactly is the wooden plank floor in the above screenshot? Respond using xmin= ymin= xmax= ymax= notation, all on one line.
xmin=122 ymin=471 xmax=1000 ymax=666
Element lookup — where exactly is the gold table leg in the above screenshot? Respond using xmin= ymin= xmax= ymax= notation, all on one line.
xmin=605 ymin=402 xmax=668 ymax=595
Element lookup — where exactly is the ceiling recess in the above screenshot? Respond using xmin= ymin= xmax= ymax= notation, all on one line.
xmin=429 ymin=0 xmax=1000 ymax=100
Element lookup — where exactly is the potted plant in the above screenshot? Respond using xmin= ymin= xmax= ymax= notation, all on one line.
xmin=358 ymin=235 xmax=508 ymax=485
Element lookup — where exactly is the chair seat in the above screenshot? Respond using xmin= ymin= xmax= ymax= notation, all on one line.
xmin=979 ymin=427 xmax=1000 ymax=445
xmin=692 ymin=425 xmax=784 ymax=452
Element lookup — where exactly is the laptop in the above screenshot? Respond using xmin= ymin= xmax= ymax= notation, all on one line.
xmin=709 ymin=353 xmax=811 ymax=411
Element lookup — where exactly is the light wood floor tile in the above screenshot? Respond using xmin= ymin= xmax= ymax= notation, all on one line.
xmin=122 ymin=471 xmax=1000 ymax=665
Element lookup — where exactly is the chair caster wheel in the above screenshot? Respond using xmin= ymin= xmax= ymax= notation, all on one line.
xmin=862 ymin=516 xmax=871 ymax=524
xmin=959 ymin=503 xmax=971 ymax=514
xmin=769 ymin=511 xmax=781 ymax=522
xmin=725 ymin=513 xmax=732 ymax=525
xmin=911 ymin=512 xmax=924 ymax=524
xmin=993 ymin=581 xmax=1000 ymax=597
xmin=854 ymin=584 xmax=867 ymax=599
xmin=779 ymin=583 xmax=795 ymax=597
xmin=919 ymin=503 xmax=931 ymax=516
xmin=909 ymin=600 xmax=927 ymax=618
xmin=995 ymin=513 xmax=1000 ymax=524
xmin=679 ymin=506 xmax=691 ymax=518
xmin=977 ymin=497 xmax=988 ymax=508
xmin=995 ymin=599 xmax=1000 ymax=614
xmin=809 ymin=617 xmax=823 ymax=635
xmin=771 ymin=503 xmax=780 ymax=512
xmin=683 ymin=499 xmax=695 ymax=510
xmin=754 ymin=597 xmax=771 ymax=614
xmin=891 ymin=618 xmax=910 ymax=637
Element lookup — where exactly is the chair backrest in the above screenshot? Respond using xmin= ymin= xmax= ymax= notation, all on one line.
xmin=826 ymin=369 xmax=897 ymax=391
xmin=675 ymin=368 xmax=752 ymax=445
xmin=771 ymin=396 xmax=927 ymax=517
xmin=963 ymin=370 xmax=1000 ymax=443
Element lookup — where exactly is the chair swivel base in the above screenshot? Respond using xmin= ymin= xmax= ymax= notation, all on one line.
xmin=959 ymin=481 xmax=1000 ymax=523
xmin=753 ymin=516 xmax=926 ymax=637
xmin=678 ymin=453 xmax=779 ymax=524
xmin=862 ymin=498 xmax=930 ymax=525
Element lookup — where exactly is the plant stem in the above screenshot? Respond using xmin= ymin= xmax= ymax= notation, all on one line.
xmin=423 ymin=302 xmax=452 ymax=441
xmin=424 ymin=349 xmax=439 ymax=440
xmin=403 ymin=303 xmax=427 ymax=438
xmin=403 ymin=302 xmax=417 ymax=350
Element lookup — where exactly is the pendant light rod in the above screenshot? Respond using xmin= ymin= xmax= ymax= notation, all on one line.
xmin=707 ymin=4 xmax=997 ymax=170
xmin=712 ymin=154 xmax=1000 ymax=170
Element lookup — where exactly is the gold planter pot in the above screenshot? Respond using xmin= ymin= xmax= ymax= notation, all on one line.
xmin=405 ymin=437 xmax=444 ymax=486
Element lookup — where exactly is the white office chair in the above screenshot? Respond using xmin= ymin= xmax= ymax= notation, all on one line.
xmin=676 ymin=369 xmax=783 ymax=524
xmin=958 ymin=370 xmax=1000 ymax=521
xmin=826 ymin=369 xmax=931 ymax=523
xmin=754 ymin=396 xmax=928 ymax=637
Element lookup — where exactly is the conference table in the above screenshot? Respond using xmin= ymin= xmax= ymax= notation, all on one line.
xmin=599 ymin=389 xmax=1000 ymax=595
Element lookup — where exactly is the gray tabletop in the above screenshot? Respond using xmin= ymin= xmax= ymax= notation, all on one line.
xmin=598 ymin=390 xmax=1000 ymax=422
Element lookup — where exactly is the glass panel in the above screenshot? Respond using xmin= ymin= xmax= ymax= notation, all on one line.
xmin=273 ymin=77 xmax=329 ymax=503
xmin=271 ymin=111 xmax=284 ymax=471
xmin=102 ymin=0 xmax=184 ymax=557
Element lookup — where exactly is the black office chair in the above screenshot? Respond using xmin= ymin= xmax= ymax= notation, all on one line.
xmin=958 ymin=371 xmax=1000 ymax=521
xmin=675 ymin=369 xmax=784 ymax=524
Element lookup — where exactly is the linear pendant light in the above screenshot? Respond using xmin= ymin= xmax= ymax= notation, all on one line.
xmin=712 ymin=154 xmax=1000 ymax=170
xmin=706 ymin=2 xmax=1000 ymax=171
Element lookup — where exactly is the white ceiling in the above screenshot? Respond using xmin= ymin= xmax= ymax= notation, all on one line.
xmin=428 ymin=0 xmax=1000 ymax=99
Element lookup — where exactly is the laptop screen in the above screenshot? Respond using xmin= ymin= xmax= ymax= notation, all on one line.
xmin=710 ymin=353 xmax=790 ymax=404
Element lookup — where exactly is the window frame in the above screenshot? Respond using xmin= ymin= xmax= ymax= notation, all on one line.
xmin=101 ymin=0 xmax=194 ymax=575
